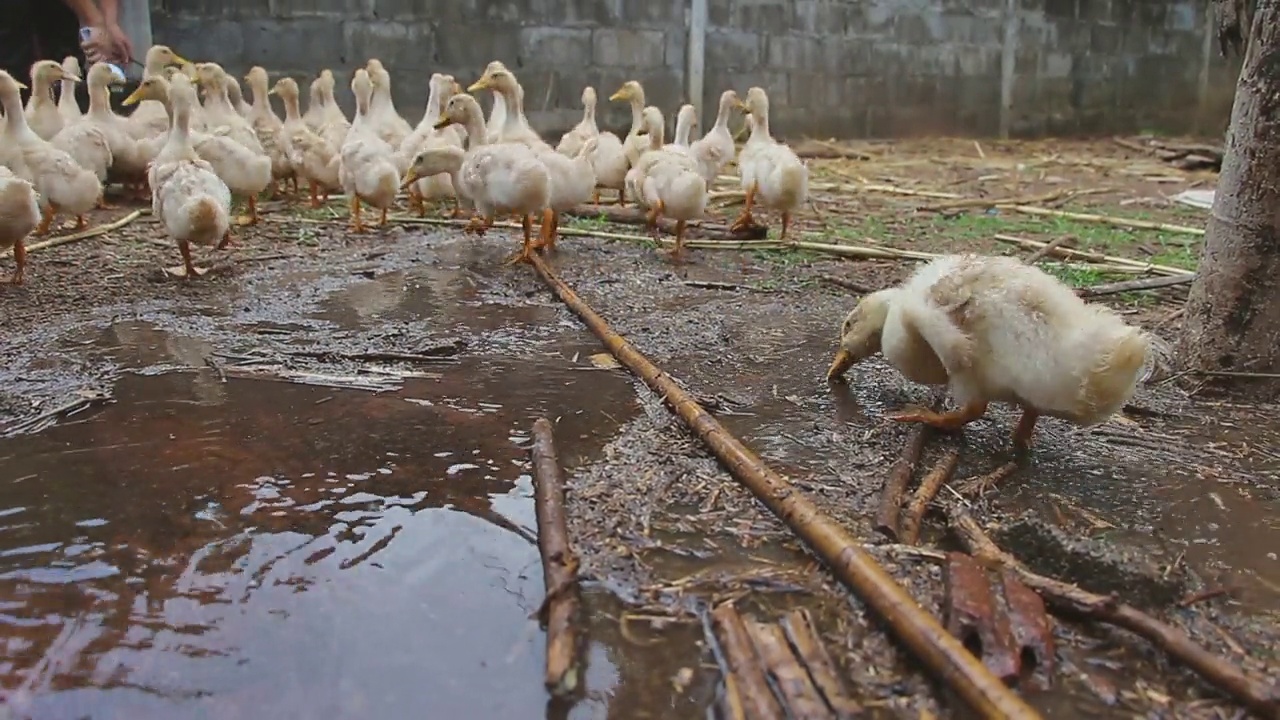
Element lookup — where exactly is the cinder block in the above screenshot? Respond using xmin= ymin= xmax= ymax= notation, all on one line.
xmin=150 ymin=17 xmax=246 ymax=61
xmin=766 ymin=35 xmax=872 ymax=75
xmin=272 ymin=0 xmax=370 ymax=18
xmin=522 ymin=27 xmax=594 ymax=69
xmin=343 ymin=21 xmax=433 ymax=72
xmin=705 ymin=30 xmax=761 ymax=70
xmin=592 ymin=28 xmax=667 ymax=68
xmin=620 ymin=0 xmax=683 ymax=26
xmin=431 ymin=24 xmax=523 ymax=73
xmin=368 ymin=0 xmax=465 ymax=23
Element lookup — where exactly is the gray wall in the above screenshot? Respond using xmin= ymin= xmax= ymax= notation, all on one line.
xmin=149 ymin=0 xmax=1239 ymax=139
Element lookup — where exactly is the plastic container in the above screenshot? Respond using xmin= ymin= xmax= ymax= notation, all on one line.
xmin=77 ymin=27 xmax=127 ymax=80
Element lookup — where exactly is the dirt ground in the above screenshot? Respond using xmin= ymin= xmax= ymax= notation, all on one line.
xmin=2 ymin=138 xmax=1278 ymax=719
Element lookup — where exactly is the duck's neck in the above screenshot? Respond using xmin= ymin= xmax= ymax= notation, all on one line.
xmin=461 ymin=111 xmax=487 ymax=150
xmin=168 ymin=101 xmax=193 ymax=149
xmin=582 ymin=98 xmax=595 ymax=127
xmin=372 ymin=84 xmax=392 ymax=113
xmin=713 ymin=98 xmax=733 ymax=131
xmin=647 ymin=124 xmax=664 ymax=151
xmin=749 ymin=106 xmax=770 ymax=141
xmin=354 ymin=90 xmax=371 ymax=123
xmin=674 ymin=114 xmax=692 ymax=146
xmin=487 ymin=93 xmax=507 ymax=129
xmin=205 ymin=83 xmax=234 ymax=115
xmin=87 ymin=80 xmax=114 ymax=119
xmin=29 ymin=75 xmax=56 ymax=110
xmin=282 ymin=93 xmax=302 ymax=123
xmin=144 ymin=58 xmax=165 ymax=80
xmin=422 ymin=84 xmax=443 ymax=126
xmin=499 ymin=85 xmax=524 ymax=131
xmin=2 ymin=89 xmax=34 ymax=139
xmin=627 ymin=96 xmax=644 ymax=133
xmin=250 ymin=79 xmax=270 ymax=112
xmin=59 ymin=77 xmax=77 ymax=108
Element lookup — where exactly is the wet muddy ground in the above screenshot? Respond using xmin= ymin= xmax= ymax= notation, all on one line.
xmin=1 ymin=139 xmax=1277 ymax=719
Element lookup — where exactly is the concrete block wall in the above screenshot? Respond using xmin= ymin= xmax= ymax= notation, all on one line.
xmin=150 ymin=0 xmax=1238 ymax=139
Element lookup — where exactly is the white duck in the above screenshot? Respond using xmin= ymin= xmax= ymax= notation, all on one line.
xmin=734 ymin=87 xmax=808 ymax=240
xmin=0 ymin=166 xmax=40 ymax=284
xmin=57 ymin=56 xmax=83 ymax=125
xmin=338 ymin=69 xmax=400 ymax=232
xmin=25 ymin=60 xmax=79 ymax=140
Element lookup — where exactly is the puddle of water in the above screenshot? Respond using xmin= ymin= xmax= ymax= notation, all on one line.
xmin=0 ymin=352 xmax=708 ymax=718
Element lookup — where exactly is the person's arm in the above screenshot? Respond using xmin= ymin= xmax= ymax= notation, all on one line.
xmin=62 ymin=0 xmax=105 ymax=28
xmin=98 ymin=0 xmax=119 ymax=25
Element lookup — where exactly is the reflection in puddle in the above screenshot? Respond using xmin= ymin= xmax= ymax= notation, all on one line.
xmin=0 ymin=355 xmax=705 ymax=718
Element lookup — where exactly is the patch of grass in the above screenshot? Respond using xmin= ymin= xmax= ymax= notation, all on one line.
xmin=566 ymin=214 xmax=610 ymax=232
xmin=1042 ymin=263 xmax=1113 ymax=287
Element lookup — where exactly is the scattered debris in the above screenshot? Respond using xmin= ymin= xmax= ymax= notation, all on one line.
xmin=944 ymin=552 xmax=1020 ymax=683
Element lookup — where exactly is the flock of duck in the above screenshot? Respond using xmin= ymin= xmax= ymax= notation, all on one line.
xmin=0 ymin=46 xmax=1152 ymax=450
xmin=0 ymin=45 xmax=809 ymax=281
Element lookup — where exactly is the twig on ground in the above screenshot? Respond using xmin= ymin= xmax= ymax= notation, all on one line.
xmin=1007 ymin=204 xmax=1205 ymax=236
xmin=819 ymin=275 xmax=879 ymax=294
xmin=1024 ymin=235 xmax=1077 ymax=265
xmin=1078 ymin=274 xmax=1196 ymax=297
xmin=25 ymin=210 xmax=144 ymax=253
xmin=527 ymin=252 xmax=1042 ymax=719
xmin=947 ymin=506 xmax=1280 ymax=718
xmin=530 ymin=418 xmax=584 ymax=698
xmin=994 ymin=235 xmax=1194 ymax=277
xmin=875 ymin=406 xmax=939 ymax=541
xmin=900 ymin=448 xmax=962 ymax=545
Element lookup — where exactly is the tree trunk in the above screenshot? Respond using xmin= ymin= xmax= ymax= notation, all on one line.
xmin=1180 ymin=0 xmax=1280 ymax=397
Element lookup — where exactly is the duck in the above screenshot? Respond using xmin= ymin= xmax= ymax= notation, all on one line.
xmin=0 ymin=71 xmax=102 ymax=234
xmin=25 ymin=60 xmax=79 ymax=140
xmin=65 ymin=62 xmax=140 ymax=194
xmin=225 ymin=75 xmax=251 ymax=117
xmin=338 ymin=69 xmax=400 ymax=233
xmin=399 ymin=144 xmax=466 ymax=218
xmin=244 ymin=66 xmax=294 ymax=194
xmin=469 ymin=63 xmax=547 ymax=149
xmin=476 ymin=61 xmax=508 ymax=143
xmin=127 ymin=75 xmax=272 ymax=226
xmin=193 ymin=63 xmax=265 ymax=156
xmin=827 ymin=254 xmax=1151 ymax=449
xmin=125 ymin=45 xmax=189 ymax=140
xmin=733 ymin=87 xmax=808 ymax=239
xmin=666 ymin=103 xmax=698 ymax=151
xmin=303 ymin=70 xmax=330 ymax=131
xmin=141 ymin=73 xmax=232 ymax=278
xmin=49 ymin=67 xmax=115 ymax=189
xmin=431 ymin=93 xmax=550 ymax=263
xmin=397 ymin=73 xmax=464 ymax=216
xmin=271 ymin=77 xmax=341 ymax=208
xmin=555 ymin=87 xmax=598 ymax=157
xmin=365 ymin=59 xmax=413 ymax=149
xmin=608 ymin=80 xmax=650 ymax=167
xmin=689 ymin=90 xmax=739 ymax=182
xmin=0 ymin=166 xmax=40 ymax=284
xmin=311 ymin=70 xmax=351 ymax=152
xmin=627 ymin=107 xmax=706 ymax=262
xmin=57 ymin=56 xmax=83 ymax=125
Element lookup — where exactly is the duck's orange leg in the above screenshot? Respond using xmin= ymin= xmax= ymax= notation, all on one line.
xmin=729 ymin=183 xmax=756 ymax=232
xmin=349 ymin=195 xmax=365 ymax=233
xmin=1012 ymin=408 xmax=1040 ymax=449
xmin=179 ymin=240 xmax=200 ymax=279
xmin=9 ymin=238 xmax=26 ymax=284
xmin=887 ymin=400 xmax=989 ymax=432
xmin=35 ymin=205 xmax=55 ymax=236
xmin=378 ymin=206 xmax=388 ymax=227
xmin=669 ymin=219 xmax=687 ymax=263
xmin=308 ymin=181 xmax=320 ymax=209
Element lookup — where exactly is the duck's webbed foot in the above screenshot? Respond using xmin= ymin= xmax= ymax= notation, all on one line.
xmin=886 ymin=401 xmax=989 ymax=431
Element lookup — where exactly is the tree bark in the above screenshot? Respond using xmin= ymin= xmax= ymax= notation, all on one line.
xmin=1181 ymin=1 xmax=1280 ymax=397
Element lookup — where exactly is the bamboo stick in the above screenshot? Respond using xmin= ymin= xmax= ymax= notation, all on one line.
xmin=526 ymin=252 xmax=1042 ymax=719
xmin=900 ymin=449 xmax=962 ymax=545
xmin=711 ymin=602 xmax=787 ymax=720
xmin=745 ymin=618 xmax=836 ymax=719
xmin=780 ymin=609 xmax=863 ymax=719
xmin=564 ymin=203 xmax=768 ymax=240
xmin=25 ymin=210 xmax=144 ymax=253
xmin=1006 ymin=204 xmax=1205 ymax=236
xmin=948 ymin=507 xmax=1280 ymax=718
xmin=529 ymin=418 xmax=584 ymax=697
xmin=1078 ymin=274 xmax=1196 ymax=297
xmin=993 ymin=234 xmax=1194 ymax=277
xmin=875 ymin=422 xmax=931 ymax=541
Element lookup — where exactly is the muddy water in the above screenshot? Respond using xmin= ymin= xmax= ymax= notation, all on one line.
xmin=0 ymin=335 xmax=709 ymax=718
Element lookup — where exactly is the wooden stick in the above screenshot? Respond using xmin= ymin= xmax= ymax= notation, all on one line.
xmin=819 ymin=275 xmax=879 ymax=294
xmin=529 ymin=418 xmax=584 ymax=697
xmin=875 ymin=423 xmax=931 ymax=541
xmin=1023 ymin=235 xmax=1076 ymax=265
xmin=563 ymin=203 xmax=768 ymax=240
xmin=745 ymin=618 xmax=836 ymax=719
xmin=710 ymin=602 xmax=787 ymax=720
xmin=527 ymin=253 xmax=1042 ymax=719
xmin=900 ymin=449 xmax=962 ymax=545
xmin=790 ymin=240 xmax=939 ymax=261
xmin=780 ymin=609 xmax=862 ymax=719
xmin=24 ymin=210 xmax=144 ymax=253
xmin=919 ymin=189 xmax=1076 ymax=212
xmin=1078 ymin=274 xmax=1196 ymax=297
xmin=994 ymin=234 xmax=1194 ymax=277
xmin=947 ymin=507 xmax=1280 ymax=718
xmin=1006 ymin=204 xmax=1205 ymax=236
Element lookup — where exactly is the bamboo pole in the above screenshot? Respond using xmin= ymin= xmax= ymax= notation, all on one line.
xmin=529 ymin=418 xmax=584 ymax=697
xmin=993 ymin=234 xmax=1194 ymax=277
xmin=25 ymin=210 xmax=144 ymax=253
xmin=526 ymin=252 xmax=1043 ymax=719
xmin=710 ymin=602 xmax=787 ymax=720
xmin=1006 ymin=204 xmax=1205 ymax=236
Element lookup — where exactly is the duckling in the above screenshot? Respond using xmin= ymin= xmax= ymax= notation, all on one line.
xmin=142 ymin=73 xmax=232 ymax=278
xmin=57 ymin=56 xmax=83 ymax=125
xmin=608 ymin=80 xmax=650 ymax=166
xmin=311 ymin=70 xmax=351 ymax=151
xmin=194 ymin=63 xmax=265 ymax=156
xmin=689 ymin=90 xmax=739 ymax=182
xmin=539 ymin=137 xmax=598 ymax=249
xmin=225 ymin=75 xmax=251 ymax=117
xmin=827 ymin=254 xmax=1151 ymax=450
xmin=69 ymin=62 xmax=142 ymax=193
xmin=469 ymin=63 xmax=547 ymax=149
xmin=25 ymin=60 xmax=79 ymax=140
xmin=477 ymin=61 xmax=509 ymax=143
xmin=303 ymin=70 xmax=329 ymax=131
xmin=365 ymin=59 xmax=413 ymax=149
xmin=127 ymin=75 xmax=272 ymax=226
xmin=628 ymin=107 xmax=706 ymax=262
xmin=339 ymin=69 xmax=400 ymax=233
xmin=733 ymin=87 xmax=808 ymax=239
xmin=399 ymin=144 xmax=466 ymax=217
xmin=126 ymin=45 xmax=189 ymax=140
xmin=556 ymin=86 xmax=598 ymax=157
xmin=0 ymin=71 xmax=102 ymax=234
xmin=432 ymin=93 xmax=550 ymax=263
xmin=244 ymin=66 xmax=294 ymax=194
xmin=271 ymin=77 xmax=341 ymax=208
xmin=666 ymin=103 xmax=698 ymax=152
xmin=397 ymin=73 xmax=463 ymax=216
xmin=0 ymin=166 xmax=40 ymax=284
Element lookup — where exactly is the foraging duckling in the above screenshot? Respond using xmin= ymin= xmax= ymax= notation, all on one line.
xmin=0 ymin=166 xmax=40 ymax=284
xmin=57 ymin=56 xmax=83 ymax=125
xmin=827 ymin=254 xmax=1151 ymax=449
xmin=143 ymin=73 xmax=232 ymax=278
xmin=0 ymin=71 xmax=102 ymax=234
xmin=339 ymin=69 xmax=400 ymax=233
xmin=271 ymin=77 xmax=341 ymax=208
xmin=400 ymin=144 xmax=467 ymax=217
xmin=689 ymin=90 xmax=739 ymax=182
xmin=25 ymin=60 xmax=80 ymax=140
xmin=432 ymin=93 xmax=550 ymax=263
xmin=365 ymin=59 xmax=413 ymax=149
xmin=608 ymin=80 xmax=650 ymax=167
xmin=734 ymin=87 xmax=807 ymax=239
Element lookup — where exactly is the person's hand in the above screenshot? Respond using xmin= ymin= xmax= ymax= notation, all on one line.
xmin=79 ymin=26 xmax=111 ymax=63
xmin=105 ymin=22 xmax=134 ymax=64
